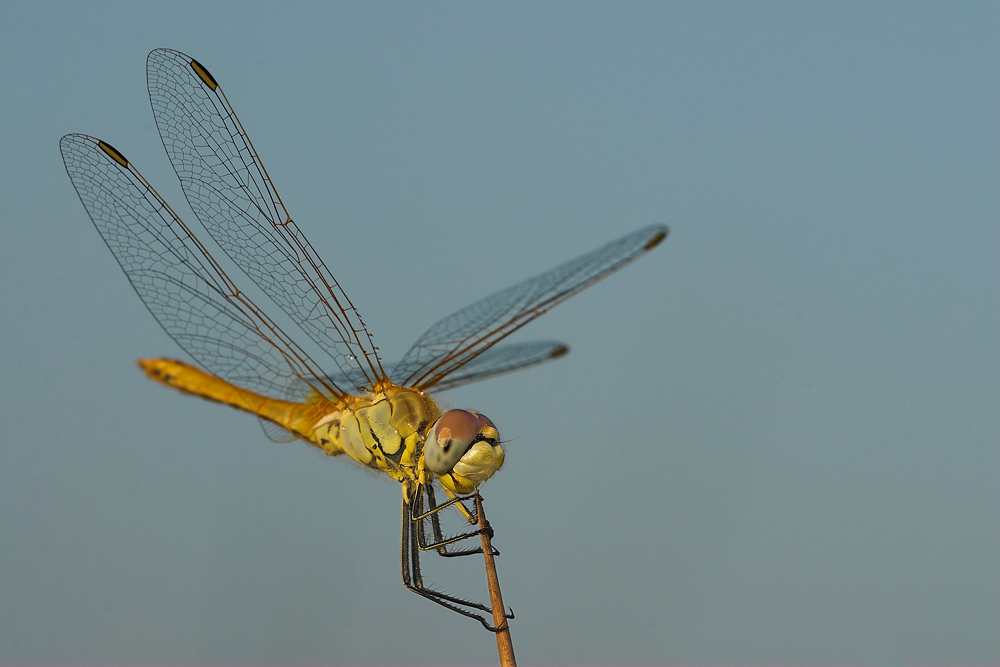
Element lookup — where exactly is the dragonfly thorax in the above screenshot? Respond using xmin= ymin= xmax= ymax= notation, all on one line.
xmin=310 ymin=387 xmax=504 ymax=492
xmin=311 ymin=386 xmax=432 ymax=481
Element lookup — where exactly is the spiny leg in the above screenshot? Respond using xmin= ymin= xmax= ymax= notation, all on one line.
xmin=411 ymin=485 xmax=512 ymax=620
xmin=399 ymin=483 xmax=510 ymax=630
xmin=435 ymin=484 xmax=478 ymax=523
xmin=417 ymin=484 xmax=498 ymax=558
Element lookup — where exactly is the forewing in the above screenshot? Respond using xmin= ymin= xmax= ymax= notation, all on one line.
xmin=392 ymin=340 xmax=568 ymax=392
xmin=60 ymin=133 xmax=335 ymax=402
xmin=146 ymin=48 xmax=384 ymax=393
xmin=394 ymin=225 xmax=668 ymax=389
xmin=306 ymin=340 xmax=567 ymax=393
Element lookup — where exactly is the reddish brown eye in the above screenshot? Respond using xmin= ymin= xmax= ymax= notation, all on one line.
xmin=424 ymin=409 xmax=480 ymax=473
xmin=474 ymin=413 xmax=496 ymax=430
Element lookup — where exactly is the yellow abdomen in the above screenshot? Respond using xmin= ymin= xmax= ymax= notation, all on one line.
xmin=139 ymin=358 xmax=440 ymax=483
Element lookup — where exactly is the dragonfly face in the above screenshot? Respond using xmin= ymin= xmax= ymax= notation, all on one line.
xmin=61 ymin=48 xmax=668 ymax=630
xmin=424 ymin=410 xmax=504 ymax=494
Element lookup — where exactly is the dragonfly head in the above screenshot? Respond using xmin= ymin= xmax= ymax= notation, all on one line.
xmin=423 ymin=409 xmax=504 ymax=494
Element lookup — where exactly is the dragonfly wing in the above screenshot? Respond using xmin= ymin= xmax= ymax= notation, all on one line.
xmin=60 ymin=133 xmax=334 ymax=402
xmin=394 ymin=225 xmax=668 ymax=389
xmin=309 ymin=340 xmax=568 ymax=393
xmin=145 ymin=48 xmax=384 ymax=393
xmin=394 ymin=340 xmax=569 ymax=392
xmin=258 ymin=416 xmax=299 ymax=443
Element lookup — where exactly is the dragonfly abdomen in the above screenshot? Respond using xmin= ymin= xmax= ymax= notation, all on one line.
xmin=138 ymin=358 xmax=336 ymax=443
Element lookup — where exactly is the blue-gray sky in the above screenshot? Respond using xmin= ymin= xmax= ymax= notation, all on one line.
xmin=1 ymin=3 xmax=997 ymax=665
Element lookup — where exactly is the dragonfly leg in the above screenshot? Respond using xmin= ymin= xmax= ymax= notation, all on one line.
xmin=414 ymin=484 xmax=501 ymax=558
xmin=399 ymin=483 xmax=513 ymax=631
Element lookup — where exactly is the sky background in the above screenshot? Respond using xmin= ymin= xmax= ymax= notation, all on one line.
xmin=1 ymin=3 xmax=997 ymax=666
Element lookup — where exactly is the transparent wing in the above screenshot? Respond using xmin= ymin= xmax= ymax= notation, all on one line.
xmin=305 ymin=340 xmax=567 ymax=394
xmin=60 ymin=133 xmax=336 ymax=402
xmin=146 ymin=48 xmax=385 ymax=393
xmin=394 ymin=225 xmax=668 ymax=389
xmin=258 ymin=416 xmax=299 ymax=443
xmin=393 ymin=340 xmax=568 ymax=392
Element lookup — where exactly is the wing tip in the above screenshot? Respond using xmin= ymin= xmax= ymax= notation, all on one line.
xmin=59 ymin=134 xmax=130 ymax=168
xmin=97 ymin=140 xmax=129 ymax=167
xmin=189 ymin=57 xmax=219 ymax=91
xmin=645 ymin=226 xmax=669 ymax=250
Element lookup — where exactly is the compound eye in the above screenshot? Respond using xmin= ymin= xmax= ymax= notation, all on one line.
xmin=474 ymin=412 xmax=496 ymax=430
xmin=424 ymin=410 xmax=480 ymax=474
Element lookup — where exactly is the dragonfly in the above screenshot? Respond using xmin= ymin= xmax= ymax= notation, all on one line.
xmin=60 ymin=48 xmax=668 ymax=630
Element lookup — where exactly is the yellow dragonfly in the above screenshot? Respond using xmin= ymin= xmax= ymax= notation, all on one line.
xmin=60 ymin=48 xmax=668 ymax=630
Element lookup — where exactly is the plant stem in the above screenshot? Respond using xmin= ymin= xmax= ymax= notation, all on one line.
xmin=477 ymin=493 xmax=516 ymax=666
